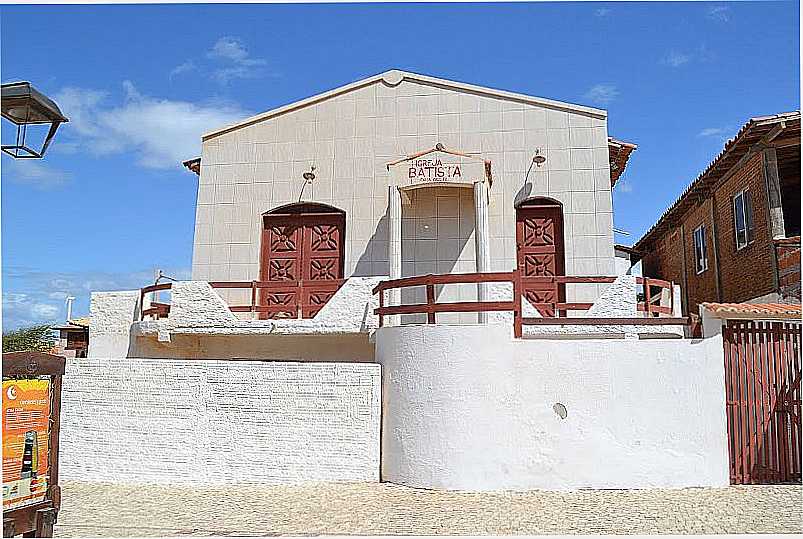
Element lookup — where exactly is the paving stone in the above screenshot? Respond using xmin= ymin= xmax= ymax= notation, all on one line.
xmin=54 ymin=481 xmax=802 ymax=536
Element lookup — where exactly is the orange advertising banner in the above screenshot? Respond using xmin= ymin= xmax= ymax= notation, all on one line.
xmin=2 ymin=378 xmax=51 ymax=511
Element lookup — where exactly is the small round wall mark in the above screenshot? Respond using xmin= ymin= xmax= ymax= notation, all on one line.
xmin=553 ymin=402 xmax=568 ymax=419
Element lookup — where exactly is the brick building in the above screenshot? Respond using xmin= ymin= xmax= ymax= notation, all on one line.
xmin=633 ymin=112 xmax=800 ymax=318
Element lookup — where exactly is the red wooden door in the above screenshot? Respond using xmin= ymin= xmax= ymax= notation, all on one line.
xmin=300 ymin=219 xmax=345 ymax=318
xmin=260 ymin=209 xmax=345 ymax=319
xmin=261 ymin=215 xmax=304 ymax=318
xmin=516 ymin=203 xmax=565 ymax=317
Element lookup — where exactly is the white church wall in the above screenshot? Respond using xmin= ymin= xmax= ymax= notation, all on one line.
xmin=376 ymin=323 xmax=729 ymax=491
xmin=192 ymin=73 xmax=615 ymax=307
xmin=60 ymin=358 xmax=381 ymax=485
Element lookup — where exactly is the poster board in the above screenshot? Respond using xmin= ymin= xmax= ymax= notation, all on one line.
xmin=3 ymin=378 xmax=51 ymax=511
xmin=2 ymin=352 xmax=64 ymax=538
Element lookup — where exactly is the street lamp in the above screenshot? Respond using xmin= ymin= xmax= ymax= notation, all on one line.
xmin=1 ymin=81 xmax=68 ymax=159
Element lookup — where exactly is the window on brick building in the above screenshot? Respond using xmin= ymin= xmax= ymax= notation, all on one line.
xmin=693 ymin=224 xmax=708 ymax=274
xmin=733 ymin=189 xmax=754 ymax=250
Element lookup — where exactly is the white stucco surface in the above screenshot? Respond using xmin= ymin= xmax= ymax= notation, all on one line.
xmin=88 ymin=290 xmax=139 ymax=357
xmin=136 ymin=277 xmax=384 ymax=341
xmin=60 ymin=358 xmax=381 ymax=485
xmin=376 ymin=323 xmax=729 ymax=491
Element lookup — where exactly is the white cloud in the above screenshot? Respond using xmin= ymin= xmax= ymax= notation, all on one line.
xmin=207 ymin=36 xmax=268 ymax=85
xmin=3 ymin=293 xmax=61 ymax=329
xmin=1 ymin=160 xmax=72 ymax=189
xmin=54 ymin=82 xmax=251 ymax=168
xmin=615 ymin=180 xmax=633 ymax=194
xmin=663 ymin=50 xmax=691 ymax=67
xmin=170 ymin=60 xmax=197 ymax=79
xmin=708 ymin=5 xmax=730 ymax=22
xmin=2 ymin=266 xmax=191 ymax=330
xmin=583 ymin=83 xmax=619 ymax=106
xmin=698 ymin=127 xmax=729 ymax=137
xmin=169 ymin=36 xmax=276 ymax=85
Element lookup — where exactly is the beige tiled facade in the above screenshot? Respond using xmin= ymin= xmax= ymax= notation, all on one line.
xmin=191 ymin=72 xmax=616 ymax=306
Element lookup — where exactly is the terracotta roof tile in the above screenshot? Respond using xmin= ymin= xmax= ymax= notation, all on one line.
xmin=701 ymin=302 xmax=802 ymax=320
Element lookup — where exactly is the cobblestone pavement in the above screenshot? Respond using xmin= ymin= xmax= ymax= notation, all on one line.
xmin=54 ymin=481 xmax=802 ymax=536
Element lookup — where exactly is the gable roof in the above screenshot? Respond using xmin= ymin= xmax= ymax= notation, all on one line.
xmin=634 ymin=111 xmax=800 ymax=251
xmin=203 ymin=69 xmax=607 ymax=141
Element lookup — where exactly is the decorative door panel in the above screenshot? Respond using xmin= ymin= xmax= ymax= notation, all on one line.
xmin=516 ymin=204 xmax=565 ymax=317
xmin=263 ymin=289 xmax=299 ymax=319
xmin=260 ymin=207 xmax=345 ymax=319
xmin=303 ymin=222 xmax=343 ymax=281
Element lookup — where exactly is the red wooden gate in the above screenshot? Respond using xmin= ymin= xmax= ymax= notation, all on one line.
xmin=516 ymin=201 xmax=565 ymax=317
xmin=723 ymin=320 xmax=802 ymax=484
xmin=259 ymin=204 xmax=345 ymax=319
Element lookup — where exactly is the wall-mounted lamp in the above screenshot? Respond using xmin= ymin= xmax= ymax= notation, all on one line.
xmin=298 ymin=166 xmax=316 ymax=202
xmin=532 ymin=149 xmax=546 ymax=167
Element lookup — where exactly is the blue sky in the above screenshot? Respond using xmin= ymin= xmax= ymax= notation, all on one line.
xmin=1 ymin=1 xmax=799 ymax=329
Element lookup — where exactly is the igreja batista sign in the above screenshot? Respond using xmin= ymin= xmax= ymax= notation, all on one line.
xmin=388 ymin=148 xmax=490 ymax=189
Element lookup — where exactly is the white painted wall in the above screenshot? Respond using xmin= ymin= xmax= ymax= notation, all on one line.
xmin=88 ymin=290 xmax=139 ymax=358
xmin=376 ymin=324 xmax=729 ymax=491
xmin=60 ymin=358 xmax=381 ymax=485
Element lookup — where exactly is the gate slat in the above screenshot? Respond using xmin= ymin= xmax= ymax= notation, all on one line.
xmin=790 ymin=324 xmax=802 ymax=480
xmin=768 ymin=322 xmax=781 ymax=482
xmin=740 ymin=323 xmax=751 ymax=483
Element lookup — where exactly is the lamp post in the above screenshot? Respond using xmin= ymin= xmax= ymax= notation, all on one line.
xmin=1 ymin=81 xmax=68 ymax=159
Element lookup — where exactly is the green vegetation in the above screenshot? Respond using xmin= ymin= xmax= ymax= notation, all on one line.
xmin=2 ymin=324 xmax=56 ymax=353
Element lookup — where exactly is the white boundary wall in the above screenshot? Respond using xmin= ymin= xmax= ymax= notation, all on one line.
xmin=377 ymin=324 xmax=729 ymax=491
xmin=60 ymin=358 xmax=381 ymax=484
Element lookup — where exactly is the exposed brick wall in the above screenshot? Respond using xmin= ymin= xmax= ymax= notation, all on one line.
xmin=680 ymin=198 xmax=719 ymax=315
xmin=641 ymin=231 xmax=684 ymax=292
xmin=714 ymin=152 xmax=775 ymax=303
xmin=60 ymin=358 xmax=381 ymax=485
xmin=640 ymin=151 xmax=779 ymax=315
xmin=776 ymin=238 xmax=801 ymax=301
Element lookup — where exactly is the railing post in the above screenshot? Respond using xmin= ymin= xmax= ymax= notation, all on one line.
xmin=513 ymin=270 xmax=523 ymax=338
xmin=250 ymin=280 xmax=257 ymax=318
xmin=644 ymin=277 xmax=652 ymax=317
xmin=378 ymin=287 xmax=384 ymax=328
xmin=426 ymin=277 xmax=436 ymax=324
xmin=669 ymin=280 xmax=675 ymax=316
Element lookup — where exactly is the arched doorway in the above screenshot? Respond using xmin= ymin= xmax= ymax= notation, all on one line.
xmin=515 ymin=197 xmax=565 ymax=317
xmin=260 ymin=203 xmax=346 ymax=319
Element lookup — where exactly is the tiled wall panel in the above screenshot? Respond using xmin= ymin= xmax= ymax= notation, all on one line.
xmin=192 ymin=78 xmax=615 ymax=305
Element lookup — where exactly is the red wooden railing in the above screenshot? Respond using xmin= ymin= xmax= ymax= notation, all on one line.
xmin=140 ymin=273 xmax=685 ymax=335
xmin=140 ymin=280 xmax=345 ymax=320
xmin=372 ymin=271 xmax=687 ymax=338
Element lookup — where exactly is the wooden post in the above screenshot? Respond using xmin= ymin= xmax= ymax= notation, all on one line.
xmin=378 ymin=287 xmax=384 ymax=328
xmin=426 ymin=279 xmax=436 ymax=324
xmin=35 ymin=508 xmax=56 ymax=538
xmin=513 ymin=270 xmax=523 ymax=338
